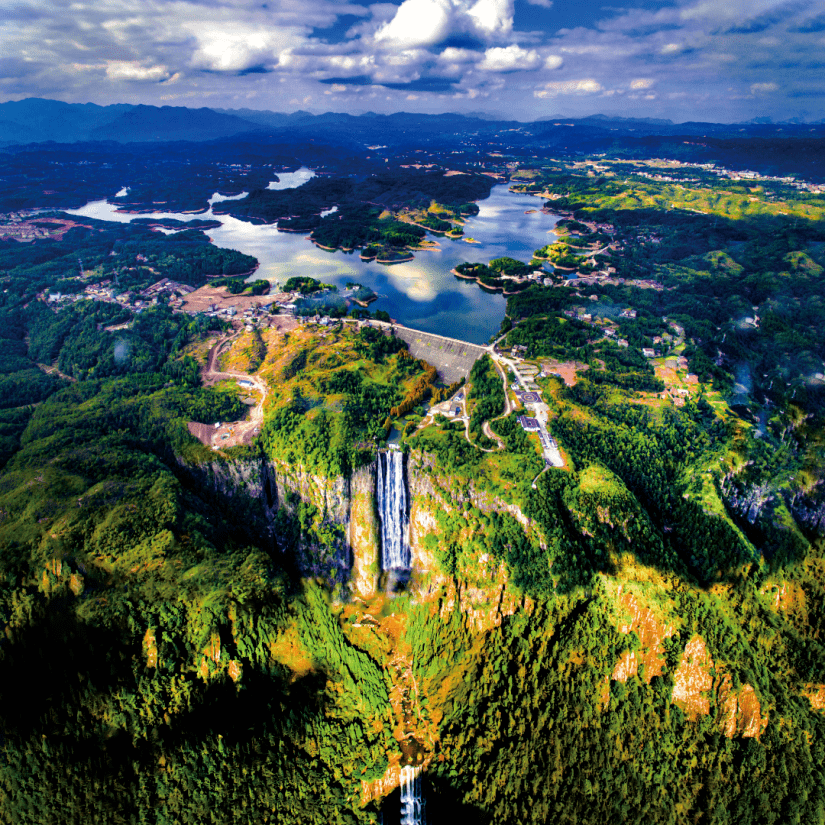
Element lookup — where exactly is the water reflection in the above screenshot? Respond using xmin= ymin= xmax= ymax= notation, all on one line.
xmin=66 ymin=170 xmax=558 ymax=345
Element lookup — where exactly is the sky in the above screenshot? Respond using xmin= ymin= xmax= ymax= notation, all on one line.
xmin=2 ymin=0 xmax=825 ymax=122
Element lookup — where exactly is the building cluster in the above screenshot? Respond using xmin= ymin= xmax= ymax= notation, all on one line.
xmin=508 ymin=361 xmax=565 ymax=468
xmin=0 ymin=215 xmax=79 ymax=242
xmin=673 ymin=162 xmax=824 ymax=193
xmin=43 ymin=276 xmax=196 ymax=312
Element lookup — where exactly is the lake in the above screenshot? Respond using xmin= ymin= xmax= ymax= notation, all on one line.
xmin=67 ymin=169 xmax=559 ymax=345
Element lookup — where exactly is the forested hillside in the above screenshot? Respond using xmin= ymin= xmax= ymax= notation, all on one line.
xmin=0 ymin=144 xmax=824 ymax=824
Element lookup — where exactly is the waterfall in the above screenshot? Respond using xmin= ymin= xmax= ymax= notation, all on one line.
xmin=376 ymin=451 xmax=424 ymax=824
xmin=376 ymin=450 xmax=410 ymax=570
xmin=400 ymin=766 xmax=424 ymax=825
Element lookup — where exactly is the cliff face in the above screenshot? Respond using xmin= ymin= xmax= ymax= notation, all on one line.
xmin=790 ymin=486 xmax=825 ymax=537
xmin=182 ymin=455 xmax=351 ymax=579
xmin=185 ymin=449 xmax=535 ymax=601
xmin=349 ymin=462 xmax=380 ymax=599
xmin=406 ymin=451 xmax=533 ymax=627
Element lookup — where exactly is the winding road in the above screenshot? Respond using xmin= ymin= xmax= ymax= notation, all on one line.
xmin=200 ymin=334 xmax=269 ymax=447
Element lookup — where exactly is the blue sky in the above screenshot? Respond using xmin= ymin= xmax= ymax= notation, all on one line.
xmin=2 ymin=0 xmax=824 ymax=121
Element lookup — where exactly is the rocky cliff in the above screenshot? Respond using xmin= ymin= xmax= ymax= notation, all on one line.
xmin=182 ymin=448 xmax=536 ymax=601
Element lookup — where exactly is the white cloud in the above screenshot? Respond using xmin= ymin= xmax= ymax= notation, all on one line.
xmin=188 ymin=25 xmax=288 ymax=72
xmin=438 ymin=47 xmax=480 ymax=63
xmin=750 ymin=81 xmax=778 ymax=94
xmin=384 ymin=49 xmax=429 ymax=67
xmin=479 ymin=45 xmax=540 ymax=71
xmin=534 ymin=78 xmax=604 ymax=97
xmin=543 ymin=54 xmax=563 ymax=69
xmin=373 ymin=0 xmax=513 ymax=49
xmin=373 ymin=0 xmax=453 ymax=49
xmin=630 ymin=77 xmax=654 ymax=89
xmin=105 ymin=61 xmax=170 ymax=81
xmin=467 ymin=0 xmax=514 ymax=37
xmin=525 ymin=0 xmax=553 ymax=7
xmin=660 ymin=43 xmax=684 ymax=54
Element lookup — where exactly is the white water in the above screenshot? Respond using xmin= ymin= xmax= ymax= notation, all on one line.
xmin=376 ymin=449 xmax=410 ymax=570
xmin=267 ymin=167 xmax=315 ymax=190
xmin=400 ymin=766 xmax=425 ymax=825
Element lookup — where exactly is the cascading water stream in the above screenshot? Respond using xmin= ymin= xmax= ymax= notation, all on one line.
xmin=376 ymin=450 xmax=424 ymax=823
xmin=376 ymin=450 xmax=410 ymax=570
xmin=400 ymin=766 xmax=424 ymax=825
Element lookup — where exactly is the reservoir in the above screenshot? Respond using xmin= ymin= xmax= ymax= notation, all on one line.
xmin=67 ymin=170 xmax=559 ymax=345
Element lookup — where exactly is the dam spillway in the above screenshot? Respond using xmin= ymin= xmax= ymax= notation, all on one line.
xmin=376 ymin=449 xmax=410 ymax=571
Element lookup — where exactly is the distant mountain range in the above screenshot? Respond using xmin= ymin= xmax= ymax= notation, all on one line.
xmin=1 ymin=98 xmax=824 ymax=147
xmin=0 ymin=99 xmax=264 ymax=144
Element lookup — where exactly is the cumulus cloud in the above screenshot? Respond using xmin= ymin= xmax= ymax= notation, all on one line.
xmin=478 ymin=45 xmax=541 ymax=71
xmin=0 ymin=0 xmax=822 ymax=121
xmin=467 ymin=0 xmax=514 ymax=37
xmin=373 ymin=0 xmax=453 ymax=49
xmin=534 ymin=78 xmax=604 ymax=97
xmin=437 ymin=47 xmax=479 ymax=63
xmin=187 ymin=25 xmax=293 ymax=72
xmin=373 ymin=0 xmax=513 ymax=49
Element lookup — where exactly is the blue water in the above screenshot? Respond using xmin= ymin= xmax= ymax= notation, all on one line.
xmin=67 ymin=169 xmax=559 ymax=345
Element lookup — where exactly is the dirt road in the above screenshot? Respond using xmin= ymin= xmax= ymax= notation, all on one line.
xmin=191 ymin=335 xmax=268 ymax=448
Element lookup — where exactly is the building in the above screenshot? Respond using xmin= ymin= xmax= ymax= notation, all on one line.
xmin=519 ymin=415 xmax=540 ymax=432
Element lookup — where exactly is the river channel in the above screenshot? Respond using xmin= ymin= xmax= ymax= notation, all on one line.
xmin=67 ymin=169 xmax=559 ymax=345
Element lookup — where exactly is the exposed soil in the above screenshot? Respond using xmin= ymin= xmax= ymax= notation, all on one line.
xmin=802 ymin=683 xmax=825 ymax=712
xmin=0 ymin=217 xmax=92 ymax=242
xmin=718 ymin=674 xmax=768 ymax=738
xmin=671 ymin=635 xmax=714 ymax=719
xmin=760 ymin=579 xmax=809 ymax=626
xmin=542 ymin=358 xmax=588 ymax=387
xmin=143 ymin=627 xmax=158 ymax=668
xmin=268 ymin=625 xmax=315 ymax=679
xmin=180 ymin=285 xmax=294 ymax=315
xmin=187 ymin=333 xmax=272 ymax=449
xmin=611 ymin=589 xmax=674 ymax=683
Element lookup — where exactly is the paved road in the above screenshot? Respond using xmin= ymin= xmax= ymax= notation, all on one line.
xmin=493 ymin=353 xmax=565 ymax=470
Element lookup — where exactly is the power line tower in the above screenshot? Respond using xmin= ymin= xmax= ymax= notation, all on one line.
xmin=78 ymin=258 xmax=85 ymax=278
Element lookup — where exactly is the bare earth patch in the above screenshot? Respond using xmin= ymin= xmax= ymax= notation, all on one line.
xmin=542 ymin=358 xmax=588 ymax=387
xmin=611 ymin=589 xmax=674 ymax=683
xmin=760 ymin=579 xmax=809 ymax=627
xmin=671 ymin=635 xmax=714 ymax=719
xmin=181 ymin=285 xmax=290 ymax=315
xmin=268 ymin=625 xmax=315 ymax=679
xmin=802 ymin=684 xmax=825 ymax=712
xmin=718 ymin=675 xmax=768 ymax=738
xmin=143 ymin=627 xmax=158 ymax=668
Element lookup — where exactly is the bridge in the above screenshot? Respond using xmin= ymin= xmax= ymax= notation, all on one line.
xmin=369 ymin=322 xmax=488 ymax=384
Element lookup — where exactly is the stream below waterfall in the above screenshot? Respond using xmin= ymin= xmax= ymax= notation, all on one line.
xmin=375 ymin=449 xmax=426 ymax=823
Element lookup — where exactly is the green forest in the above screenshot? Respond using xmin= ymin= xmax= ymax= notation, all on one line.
xmin=0 ymin=147 xmax=824 ymax=825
